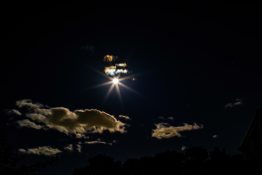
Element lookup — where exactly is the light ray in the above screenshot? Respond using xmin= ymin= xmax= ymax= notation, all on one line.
xmin=119 ymin=82 xmax=141 ymax=96
xmin=104 ymin=84 xmax=115 ymax=102
xmin=115 ymin=84 xmax=123 ymax=104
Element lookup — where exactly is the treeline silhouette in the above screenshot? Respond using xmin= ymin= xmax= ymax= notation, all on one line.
xmin=73 ymin=147 xmax=259 ymax=175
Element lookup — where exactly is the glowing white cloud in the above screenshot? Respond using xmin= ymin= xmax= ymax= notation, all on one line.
xmin=14 ymin=99 xmax=127 ymax=137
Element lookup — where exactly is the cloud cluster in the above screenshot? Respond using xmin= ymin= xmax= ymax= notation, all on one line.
xmin=14 ymin=99 xmax=126 ymax=137
xmin=103 ymin=54 xmax=128 ymax=77
xmin=18 ymin=146 xmax=62 ymax=156
xmin=152 ymin=123 xmax=203 ymax=139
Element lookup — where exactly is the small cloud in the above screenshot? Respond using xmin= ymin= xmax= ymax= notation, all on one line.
xmin=17 ymin=119 xmax=43 ymax=130
xmin=64 ymin=144 xmax=73 ymax=152
xmin=16 ymin=99 xmax=43 ymax=109
xmin=18 ymin=146 xmax=62 ymax=156
xmin=76 ymin=143 xmax=82 ymax=153
xmin=152 ymin=123 xmax=203 ymax=139
xmin=7 ymin=109 xmax=22 ymax=116
xmin=212 ymin=134 xmax=218 ymax=139
xmin=84 ymin=139 xmax=113 ymax=146
xmin=225 ymin=98 xmax=243 ymax=109
xmin=118 ymin=115 xmax=131 ymax=120
xmin=167 ymin=116 xmax=174 ymax=120
xmin=181 ymin=145 xmax=187 ymax=151
xmin=158 ymin=116 xmax=175 ymax=121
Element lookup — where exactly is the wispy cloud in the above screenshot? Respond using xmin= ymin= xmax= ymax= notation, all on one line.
xmin=18 ymin=146 xmax=62 ymax=156
xmin=152 ymin=123 xmax=203 ymax=139
xmin=158 ymin=116 xmax=175 ymax=121
xmin=7 ymin=109 xmax=22 ymax=116
xmin=84 ymin=139 xmax=113 ymax=146
xmin=64 ymin=144 xmax=73 ymax=152
xmin=118 ymin=115 xmax=131 ymax=120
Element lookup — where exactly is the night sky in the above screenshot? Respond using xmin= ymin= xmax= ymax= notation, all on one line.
xmin=1 ymin=3 xmax=262 ymax=175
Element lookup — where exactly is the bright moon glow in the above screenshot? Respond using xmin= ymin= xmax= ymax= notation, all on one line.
xmin=92 ymin=70 xmax=139 ymax=103
xmin=112 ymin=78 xmax=120 ymax=85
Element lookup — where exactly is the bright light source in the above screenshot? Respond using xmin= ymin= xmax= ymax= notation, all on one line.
xmin=112 ymin=78 xmax=119 ymax=85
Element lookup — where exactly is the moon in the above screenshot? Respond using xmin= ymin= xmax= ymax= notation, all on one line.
xmin=112 ymin=78 xmax=120 ymax=85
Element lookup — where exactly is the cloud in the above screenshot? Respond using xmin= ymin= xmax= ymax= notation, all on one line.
xmin=167 ymin=116 xmax=174 ymax=120
xmin=64 ymin=144 xmax=73 ymax=152
xmin=84 ymin=139 xmax=113 ymax=146
xmin=85 ymin=140 xmax=108 ymax=145
xmin=212 ymin=134 xmax=218 ymax=139
xmin=104 ymin=54 xmax=114 ymax=62
xmin=152 ymin=123 xmax=203 ymax=139
xmin=158 ymin=116 xmax=174 ymax=121
xmin=118 ymin=115 xmax=130 ymax=120
xmin=76 ymin=143 xmax=82 ymax=153
xmin=17 ymin=119 xmax=43 ymax=130
xmin=181 ymin=145 xmax=187 ymax=151
xmin=225 ymin=98 xmax=243 ymax=109
xmin=103 ymin=54 xmax=128 ymax=77
xmin=16 ymin=99 xmax=43 ymax=109
xmin=7 ymin=109 xmax=22 ymax=116
xmin=14 ymin=99 xmax=127 ymax=138
xmin=18 ymin=146 xmax=62 ymax=156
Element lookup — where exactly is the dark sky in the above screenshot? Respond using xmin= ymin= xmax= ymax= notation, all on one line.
xmin=1 ymin=2 xmax=262 ymax=174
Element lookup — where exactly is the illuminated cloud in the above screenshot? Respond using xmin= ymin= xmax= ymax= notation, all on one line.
xmin=17 ymin=119 xmax=43 ymax=130
xmin=115 ymin=68 xmax=128 ymax=74
xmin=7 ymin=109 xmax=22 ymax=116
xmin=104 ymin=54 xmax=114 ymax=62
xmin=152 ymin=123 xmax=203 ymax=139
xmin=18 ymin=146 xmax=62 ymax=156
xmin=104 ymin=66 xmax=117 ymax=76
xmin=116 ymin=63 xmax=127 ymax=67
xmin=85 ymin=140 xmax=108 ymax=145
xmin=84 ymin=138 xmax=113 ymax=146
xmin=16 ymin=99 xmax=43 ymax=109
xmin=118 ymin=115 xmax=130 ymax=120
xmin=64 ymin=144 xmax=73 ymax=152
xmin=14 ymin=99 xmax=127 ymax=137
xmin=76 ymin=143 xmax=82 ymax=153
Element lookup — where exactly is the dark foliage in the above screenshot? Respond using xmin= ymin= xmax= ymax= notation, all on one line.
xmin=73 ymin=147 xmax=260 ymax=175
